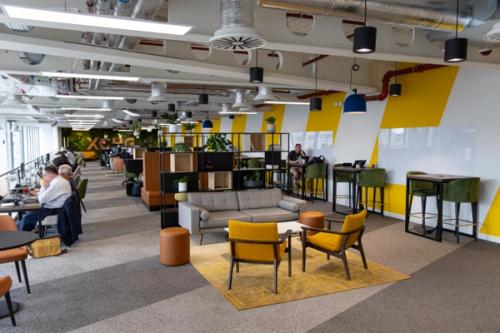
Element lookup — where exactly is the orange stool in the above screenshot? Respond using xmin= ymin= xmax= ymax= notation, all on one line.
xmin=300 ymin=211 xmax=325 ymax=235
xmin=160 ymin=227 xmax=190 ymax=266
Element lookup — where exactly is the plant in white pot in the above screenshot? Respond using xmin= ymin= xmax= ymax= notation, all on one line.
xmin=161 ymin=113 xmax=179 ymax=133
xmin=177 ymin=175 xmax=189 ymax=192
xmin=182 ymin=123 xmax=196 ymax=134
xmin=265 ymin=116 xmax=276 ymax=133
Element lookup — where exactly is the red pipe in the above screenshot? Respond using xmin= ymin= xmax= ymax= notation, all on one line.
xmin=364 ymin=64 xmax=446 ymax=101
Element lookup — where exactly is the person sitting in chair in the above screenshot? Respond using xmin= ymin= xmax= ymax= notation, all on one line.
xmin=288 ymin=143 xmax=308 ymax=190
xmin=17 ymin=164 xmax=72 ymax=232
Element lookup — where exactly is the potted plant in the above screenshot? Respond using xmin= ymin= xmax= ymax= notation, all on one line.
xmin=182 ymin=123 xmax=196 ymax=134
xmin=203 ymin=133 xmax=232 ymax=152
xmin=243 ymin=171 xmax=263 ymax=189
xmin=265 ymin=116 xmax=276 ymax=133
xmin=172 ymin=143 xmax=191 ymax=152
xmin=161 ymin=113 xmax=179 ymax=133
xmin=177 ymin=175 xmax=189 ymax=192
xmin=130 ymin=122 xmax=141 ymax=138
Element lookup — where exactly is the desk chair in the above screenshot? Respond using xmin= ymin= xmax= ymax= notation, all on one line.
xmin=0 ymin=276 xmax=15 ymax=326
xmin=333 ymin=163 xmax=355 ymax=208
xmin=407 ymin=171 xmax=438 ymax=232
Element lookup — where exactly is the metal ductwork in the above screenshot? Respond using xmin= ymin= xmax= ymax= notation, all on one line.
xmin=258 ymin=0 xmax=498 ymax=31
xmin=148 ymin=82 xmax=168 ymax=104
xmin=210 ymin=0 xmax=267 ymax=50
xmin=254 ymin=85 xmax=275 ymax=101
xmin=19 ymin=52 xmax=45 ymax=65
xmin=232 ymin=90 xmax=251 ymax=108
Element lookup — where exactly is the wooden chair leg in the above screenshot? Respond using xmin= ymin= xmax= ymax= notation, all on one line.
xmin=14 ymin=261 xmax=22 ymax=283
xmin=199 ymin=234 xmax=204 ymax=246
xmin=455 ymin=202 xmax=461 ymax=244
xmin=472 ymin=202 xmax=478 ymax=241
xmin=273 ymin=260 xmax=279 ymax=294
xmin=341 ymin=252 xmax=351 ymax=280
xmin=21 ymin=259 xmax=31 ymax=294
xmin=235 ymin=261 xmax=239 ymax=273
xmin=421 ymin=196 xmax=427 ymax=232
xmin=326 ymin=254 xmax=330 ymax=260
xmin=373 ymin=187 xmax=376 ymax=212
xmin=81 ymin=200 xmax=87 ymax=213
xmin=358 ymin=239 xmax=368 ymax=269
xmin=228 ymin=256 xmax=235 ymax=290
xmin=5 ymin=292 xmax=16 ymax=326
xmin=302 ymin=244 xmax=306 ymax=272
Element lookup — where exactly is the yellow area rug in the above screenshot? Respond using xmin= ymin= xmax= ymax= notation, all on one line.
xmin=190 ymin=238 xmax=410 ymax=310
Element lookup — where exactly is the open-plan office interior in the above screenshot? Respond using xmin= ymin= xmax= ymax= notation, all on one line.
xmin=1 ymin=0 xmax=500 ymax=332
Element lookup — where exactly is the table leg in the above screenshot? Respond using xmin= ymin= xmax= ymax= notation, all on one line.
xmin=288 ymin=234 xmax=292 ymax=277
xmin=332 ymin=169 xmax=337 ymax=212
xmin=37 ymin=209 xmax=43 ymax=239
xmin=405 ymin=177 xmax=410 ymax=233
xmin=437 ymin=182 xmax=443 ymax=242
xmin=0 ymin=300 xmax=20 ymax=319
xmin=301 ymin=168 xmax=305 ymax=200
xmin=352 ymin=174 xmax=358 ymax=214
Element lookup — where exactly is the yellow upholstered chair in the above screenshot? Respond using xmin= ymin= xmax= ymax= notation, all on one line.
xmin=0 ymin=216 xmax=31 ymax=293
xmin=0 ymin=276 xmax=15 ymax=326
xmin=301 ymin=210 xmax=368 ymax=280
xmin=227 ymin=220 xmax=292 ymax=294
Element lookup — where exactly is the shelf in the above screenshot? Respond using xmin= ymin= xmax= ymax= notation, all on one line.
xmin=208 ymin=171 xmax=232 ymax=190
xmin=170 ymin=153 xmax=194 ymax=172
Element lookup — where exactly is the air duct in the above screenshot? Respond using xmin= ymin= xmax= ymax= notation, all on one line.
xmin=19 ymin=52 xmax=45 ymax=65
xmin=148 ymin=82 xmax=168 ymax=104
xmin=233 ymin=90 xmax=251 ymax=108
xmin=210 ymin=0 xmax=266 ymax=50
xmin=254 ymin=85 xmax=275 ymax=101
xmin=258 ymin=0 xmax=498 ymax=31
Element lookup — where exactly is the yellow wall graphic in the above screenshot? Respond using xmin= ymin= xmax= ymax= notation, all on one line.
xmin=380 ymin=66 xmax=458 ymax=129
xmin=480 ymin=186 xmax=500 ymax=238
xmin=306 ymin=93 xmax=345 ymax=142
xmin=231 ymin=115 xmax=247 ymax=149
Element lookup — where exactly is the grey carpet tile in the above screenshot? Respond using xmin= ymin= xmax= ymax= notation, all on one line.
xmin=83 ymin=196 xmax=143 ymax=210
xmin=0 ymin=257 xmax=208 ymax=333
xmin=309 ymin=240 xmax=500 ymax=333
xmin=81 ymin=213 xmax=160 ymax=242
xmin=86 ymin=184 xmax=124 ymax=194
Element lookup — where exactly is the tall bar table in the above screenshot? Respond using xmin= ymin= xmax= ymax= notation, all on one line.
xmin=332 ymin=166 xmax=368 ymax=215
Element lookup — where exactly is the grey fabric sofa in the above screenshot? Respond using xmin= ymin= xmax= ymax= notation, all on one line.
xmin=178 ymin=188 xmax=307 ymax=244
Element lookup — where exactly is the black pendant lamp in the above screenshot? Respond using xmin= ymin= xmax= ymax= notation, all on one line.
xmin=444 ymin=0 xmax=467 ymax=63
xmin=250 ymin=49 xmax=264 ymax=83
xmin=389 ymin=62 xmax=402 ymax=97
xmin=198 ymin=92 xmax=209 ymax=105
xmin=353 ymin=0 xmax=377 ymax=54
xmin=168 ymin=103 xmax=176 ymax=112
xmin=309 ymin=59 xmax=322 ymax=112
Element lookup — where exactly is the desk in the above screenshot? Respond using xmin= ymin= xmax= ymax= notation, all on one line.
xmin=0 ymin=231 xmax=38 ymax=319
xmin=332 ymin=167 xmax=368 ymax=215
xmin=405 ymin=173 xmax=472 ymax=242
xmin=0 ymin=202 xmax=42 ymax=238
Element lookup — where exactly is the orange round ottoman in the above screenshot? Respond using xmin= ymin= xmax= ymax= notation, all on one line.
xmin=160 ymin=227 xmax=190 ymax=266
xmin=300 ymin=211 xmax=325 ymax=235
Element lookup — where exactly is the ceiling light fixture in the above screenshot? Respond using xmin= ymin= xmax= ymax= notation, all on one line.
xmin=65 ymin=114 xmax=104 ymax=118
xmin=111 ymin=118 xmax=123 ymax=123
xmin=122 ymin=109 xmax=140 ymax=116
xmin=444 ymin=0 xmax=467 ymax=63
xmin=56 ymin=94 xmax=124 ymax=100
xmin=264 ymin=101 xmax=309 ymax=106
xmin=250 ymin=49 xmax=264 ymax=83
xmin=389 ymin=62 xmax=402 ymax=97
xmin=41 ymin=71 xmax=139 ymax=81
xmin=343 ymin=60 xmax=367 ymax=114
xmin=168 ymin=103 xmax=176 ymax=112
xmin=3 ymin=5 xmax=193 ymax=36
xmin=202 ymin=117 xmax=213 ymax=129
xmin=61 ymin=107 xmax=111 ymax=111
xmin=310 ymin=58 xmax=322 ymax=112
xmin=199 ymin=89 xmax=209 ymax=105
xmin=219 ymin=111 xmax=257 ymax=115
xmin=353 ymin=0 xmax=377 ymax=54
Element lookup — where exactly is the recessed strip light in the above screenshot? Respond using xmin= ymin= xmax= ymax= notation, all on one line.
xmin=219 ymin=111 xmax=257 ymax=115
xmin=56 ymin=94 xmax=124 ymax=101
xmin=61 ymin=107 xmax=112 ymax=111
xmin=3 ymin=5 xmax=193 ymax=36
xmin=111 ymin=118 xmax=123 ymax=123
xmin=264 ymin=101 xmax=309 ymax=106
xmin=41 ymin=71 xmax=139 ymax=82
xmin=122 ymin=109 xmax=140 ymax=116
xmin=65 ymin=114 xmax=104 ymax=118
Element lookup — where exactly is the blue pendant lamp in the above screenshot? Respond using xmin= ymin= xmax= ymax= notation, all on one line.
xmin=202 ymin=117 xmax=213 ymax=129
xmin=343 ymin=61 xmax=367 ymax=114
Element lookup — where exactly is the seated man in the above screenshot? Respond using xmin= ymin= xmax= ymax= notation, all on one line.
xmin=52 ymin=152 xmax=70 ymax=168
xmin=58 ymin=164 xmax=77 ymax=190
xmin=288 ymin=143 xmax=308 ymax=190
xmin=17 ymin=164 xmax=72 ymax=232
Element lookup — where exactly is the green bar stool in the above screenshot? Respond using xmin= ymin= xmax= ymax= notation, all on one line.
xmin=305 ymin=163 xmax=328 ymax=201
xmin=358 ymin=168 xmax=386 ymax=215
xmin=407 ymin=171 xmax=438 ymax=232
xmin=443 ymin=177 xmax=480 ymax=243
xmin=334 ymin=163 xmax=355 ymax=208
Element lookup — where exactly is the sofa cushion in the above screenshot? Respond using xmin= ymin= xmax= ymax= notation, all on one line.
xmin=237 ymin=188 xmax=283 ymax=210
xmin=188 ymin=191 xmax=239 ymax=211
xmin=200 ymin=210 xmax=252 ymax=229
xmin=278 ymin=200 xmax=299 ymax=212
xmin=240 ymin=207 xmax=298 ymax=223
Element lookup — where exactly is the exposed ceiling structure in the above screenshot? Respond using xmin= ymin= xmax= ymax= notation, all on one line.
xmin=0 ymin=0 xmax=499 ymax=130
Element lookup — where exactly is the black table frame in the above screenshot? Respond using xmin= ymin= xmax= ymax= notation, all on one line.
xmin=332 ymin=167 xmax=367 ymax=215
xmin=404 ymin=174 xmax=475 ymax=242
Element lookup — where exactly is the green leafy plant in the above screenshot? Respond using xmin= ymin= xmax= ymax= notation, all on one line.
xmin=203 ymin=133 xmax=232 ymax=152
xmin=172 ymin=143 xmax=191 ymax=152
xmin=243 ymin=171 xmax=261 ymax=182
xmin=161 ymin=112 xmax=178 ymax=124
xmin=182 ymin=123 xmax=196 ymax=131
xmin=265 ymin=116 xmax=276 ymax=124
xmin=176 ymin=175 xmax=190 ymax=183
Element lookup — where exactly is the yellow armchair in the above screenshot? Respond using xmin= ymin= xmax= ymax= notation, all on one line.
xmin=301 ymin=210 xmax=368 ymax=280
xmin=228 ymin=220 xmax=292 ymax=294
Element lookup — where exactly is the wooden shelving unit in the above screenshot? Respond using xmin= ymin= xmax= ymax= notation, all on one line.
xmin=170 ymin=153 xmax=194 ymax=172
xmin=208 ymin=171 xmax=232 ymax=190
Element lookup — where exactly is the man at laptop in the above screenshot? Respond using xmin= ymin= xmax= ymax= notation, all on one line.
xmin=288 ymin=143 xmax=308 ymax=190
xmin=17 ymin=164 xmax=72 ymax=232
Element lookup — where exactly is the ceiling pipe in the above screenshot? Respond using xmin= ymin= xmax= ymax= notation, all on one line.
xmin=302 ymin=54 xmax=329 ymax=67
xmin=297 ymin=90 xmax=339 ymax=99
xmin=258 ymin=0 xmax=498 ymax=31
xmin=364 ymin=64 xmax=445 ymax=102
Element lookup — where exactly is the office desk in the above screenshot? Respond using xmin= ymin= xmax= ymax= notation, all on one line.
xmin=405 ymin=173 xmax=473 ymax=242
xmin=0 ymin=202 xmax=43 ymax=238
xmin=332 ymin=167 xmax=368 ymax=215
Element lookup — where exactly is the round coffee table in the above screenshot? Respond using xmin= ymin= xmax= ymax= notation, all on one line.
xmin=0 ymin=231 xmax=38 ymax=319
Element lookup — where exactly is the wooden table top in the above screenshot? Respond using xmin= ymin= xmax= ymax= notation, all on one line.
xmin=332 ymin=166 xmax=369 ymax=173
xmin=407 ymin=174 xmax=472 ymax=182
xmin=0 ymin=202 xmax=42 ymax=214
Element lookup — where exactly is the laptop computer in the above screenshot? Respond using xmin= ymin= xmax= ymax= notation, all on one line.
xmin=353 ymin=160 xmax=366 ymax=168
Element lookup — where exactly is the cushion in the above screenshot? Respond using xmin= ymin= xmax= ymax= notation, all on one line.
xmin=236 ymin=188 xmax=283 ymax=210
xmin=240 ymin=207 xmax=298 ymax=223
xmin=0 ymin=248 xmax=28 ymax=263
xmin=200 ymin=209 xmax=210 ymax=220
xmin=200 ymin=210 xmax=252 ymax=229
xmin=278 ymin=200 xmax=299 ymax=212
xmin=307 ymin=232 xmax=342 ymax=252
xmin=188 ymin=191 xmax=239 ymax=211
